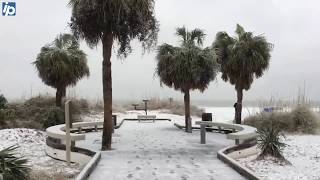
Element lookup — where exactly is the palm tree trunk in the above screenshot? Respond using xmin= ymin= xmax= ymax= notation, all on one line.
xmin=56 ymin=87 xmax=63 ymax=107
xmin=235 ymin=89 xmax=243 ymax=124
xmin=62 ymin=86 xmax=66 ymax=98
xmin=101 ymin=32 xmax=113 ymax=151
xmin=184 ymin=89 xmax=192 ymax=133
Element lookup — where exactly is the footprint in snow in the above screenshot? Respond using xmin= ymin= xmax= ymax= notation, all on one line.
xmin=127 ymin=174 xmax=133 ymax=178
xmin=181 ymin=175 xmax=189 ymax=180
xmin=136 ymin=166 xmax=141 ymax=170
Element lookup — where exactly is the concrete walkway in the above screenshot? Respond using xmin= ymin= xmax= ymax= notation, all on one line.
xmin=77 ymin=121 xmax=245 ymax=180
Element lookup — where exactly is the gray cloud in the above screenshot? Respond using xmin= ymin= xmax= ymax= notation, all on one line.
xmin=0 ymin=0 xmax=319 ymax=103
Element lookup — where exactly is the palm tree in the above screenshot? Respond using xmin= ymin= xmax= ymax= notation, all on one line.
xmin=69 ymin=0 xmax=159 ymax=150
xmin=156 ymin=27 xmax=219 ymax=132
xmin=213 ymin=24 xmax=272 ymax=124
xmin=34 ymin=33 xmax=89 ymax=107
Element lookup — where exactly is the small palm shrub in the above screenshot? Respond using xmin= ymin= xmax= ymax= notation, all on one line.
xmin=257 ymin=118 xmax=287 ymax=160
xmin=0 ymin=94 xmax=7 ymax=109
xmin=0 ymin=145 xmax=29 ymax=180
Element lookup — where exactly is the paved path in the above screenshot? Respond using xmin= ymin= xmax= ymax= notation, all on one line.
xmin=77 ymin=121 xmax=245 ymax=180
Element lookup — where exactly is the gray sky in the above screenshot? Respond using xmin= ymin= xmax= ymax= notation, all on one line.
xmin=1 ymin=0 xmax=320 ymax=103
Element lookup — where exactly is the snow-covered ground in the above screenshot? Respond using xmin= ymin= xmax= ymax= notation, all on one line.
xmin=238 ymin=135 xmax=320 ymax=180
xmin=77 ymin=119 xmax=245 ymax=180
xmin=1 ymin=106 xmax=319 ymax=180
xmin=0 ymin=128 xmax=81 ymax=178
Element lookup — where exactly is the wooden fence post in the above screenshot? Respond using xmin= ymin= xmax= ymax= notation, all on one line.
xmin=65 ymin=100 xmax=71 ymax=166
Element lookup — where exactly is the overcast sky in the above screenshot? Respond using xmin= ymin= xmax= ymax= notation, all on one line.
xmin=0 ymin=0 xmax=320 ymax=103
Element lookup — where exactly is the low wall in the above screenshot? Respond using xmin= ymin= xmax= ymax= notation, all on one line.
xmin=217 ymin=143 xmax=260 ymax=180
xmin=46 ymin=146 xmax=92 ymax=166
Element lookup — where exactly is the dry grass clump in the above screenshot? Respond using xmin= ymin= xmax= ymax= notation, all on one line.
xmin=245 ymin=105 xmax=320 ymax=134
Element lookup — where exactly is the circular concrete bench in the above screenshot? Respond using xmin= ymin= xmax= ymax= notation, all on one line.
xmin=195 ymin=121 xmax=257 ymax=144
xmin=45 ymin=121 xmax=104 ymax=165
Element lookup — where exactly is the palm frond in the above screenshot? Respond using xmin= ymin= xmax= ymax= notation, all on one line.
xmin=33 ymin=33 xmax=89 ymax=89
xmin=0 ymin=145 xmax=30 ymax=180
xmin=190 ymin=28 xmax=205 ymax=46
xmin=213 ymin=24 xmax=272 ymax=91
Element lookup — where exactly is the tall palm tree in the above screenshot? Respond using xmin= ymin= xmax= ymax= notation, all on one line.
xmin=34 ymin=33 xmax=89 ymax=107
xmin=156 ymin=27 xmax=219 ymax=132
xmin=69 ymin=0 xmax=159 ymax=150
xmin=213 ymin=24 xmax=273 ymax=124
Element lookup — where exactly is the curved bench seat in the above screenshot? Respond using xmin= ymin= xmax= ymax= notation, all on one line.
xmin=46 ymin=124 xmax=85 ymax=141
xmin=195 ymin=121 xmax=257 ymax=144
xmin=46 ymin=121 xmax=104 ymax=141
xmin=46 ymin=121 xmax=105 ymax=165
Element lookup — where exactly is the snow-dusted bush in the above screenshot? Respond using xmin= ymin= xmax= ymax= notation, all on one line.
xmin=291 ymin=105 xmax=319 ymax=133
xmin=245 ymin=105 xmax=320 ymax=134
xmin=0 ymin=109 xmax=15 ymax=127
xmin=42 ymin=107 xmax=64 ymax=128
xmin=0 ymin=94 xmax=7 ymax=109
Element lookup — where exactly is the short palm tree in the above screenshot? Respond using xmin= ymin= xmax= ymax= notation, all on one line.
xmin=34 ymin=33 xmax=89 ymax=107
xmin=69 ymin=0 xmax=159 ymax=150
xmin=156 ymin=27 xmax=219 ymax=132
xmin=213 ymin=24 xmax=272 ymax=124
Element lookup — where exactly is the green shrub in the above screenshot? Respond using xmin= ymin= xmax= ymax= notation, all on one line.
xmin=0 ymin=145 xmax=30 ymax=180
xmin=245 ymin=105 xmax=320 ymax=134
xmin=257 ymin=117 xmax=287 ymax=160
xmin=0 ymin=94 xmax=7 ymax=109
xmin=42 ymin=107 xmax=65 ymax=128
xmin=0 ymin=109 xmax=16 ymax=128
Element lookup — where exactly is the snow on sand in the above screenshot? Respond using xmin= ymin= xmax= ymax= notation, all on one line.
xmin=77 ymin=117 xmax=245 ymax=180
xmin=0 ymin=128 xmax=81 ymax=178
xmin=238 ymin=135 xmax=320 ymax=180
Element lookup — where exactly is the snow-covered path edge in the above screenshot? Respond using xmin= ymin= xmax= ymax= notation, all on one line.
xmin=76 ymin=118 xmax=246 ymax=180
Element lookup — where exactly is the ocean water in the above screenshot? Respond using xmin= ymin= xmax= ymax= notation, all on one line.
xmin=201 ymin=107 xmax=261 ymax=123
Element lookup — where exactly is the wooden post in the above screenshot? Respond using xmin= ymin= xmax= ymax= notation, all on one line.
xmin=200 ymin=124 xmax=206 ymax=144
xmin=65 ymin=100 xmax=71 ymax=166
xmin=78 ymin=127 xmax=82 ymax=134
xmin=235 ymin=139 xmax=240 ymax=145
